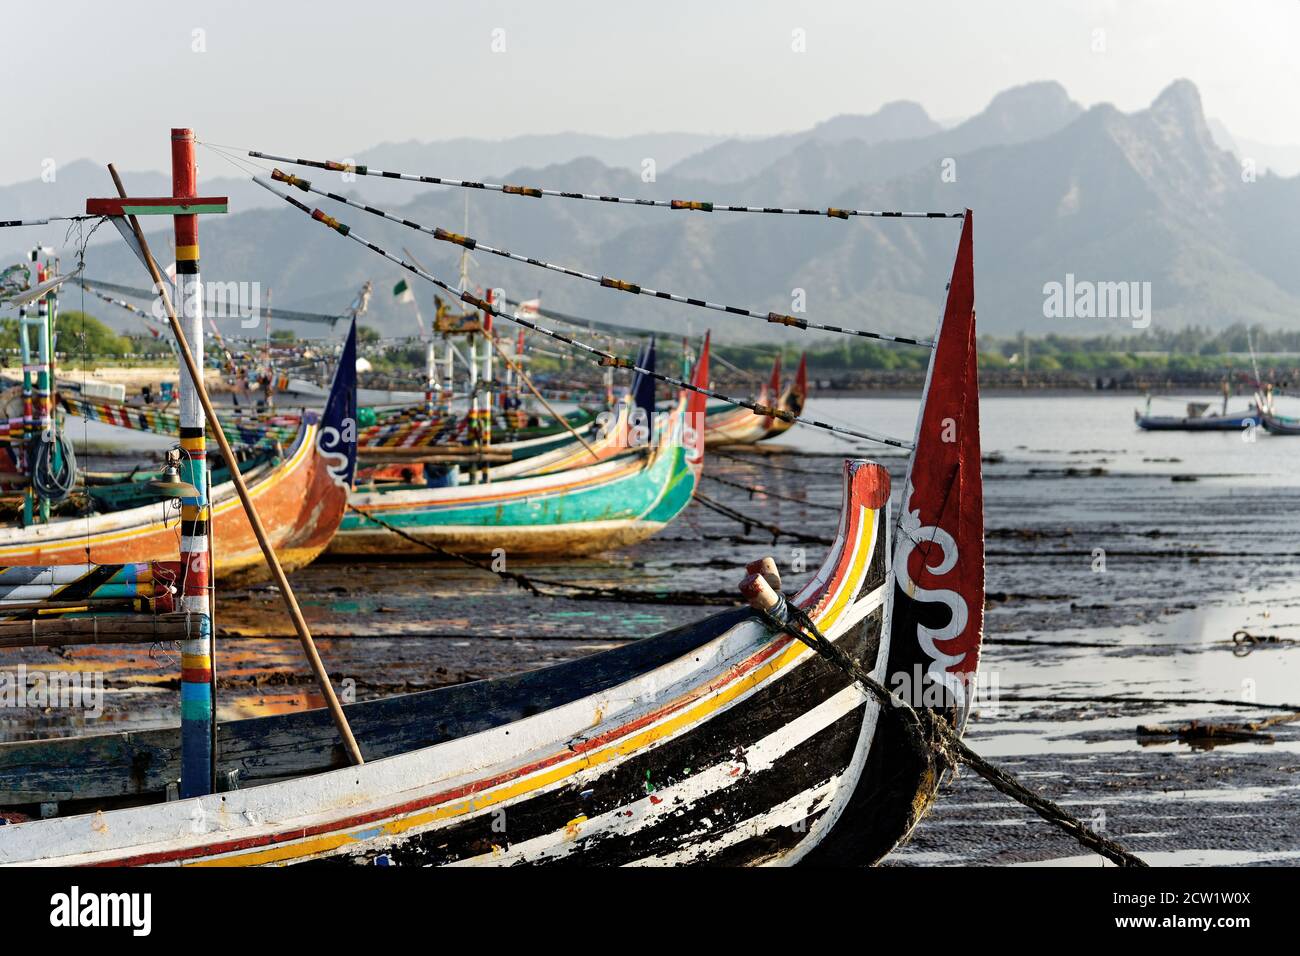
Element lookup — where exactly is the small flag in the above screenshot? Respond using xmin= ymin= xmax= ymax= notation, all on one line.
xmin=514 ymin=297 xmax=540 ymax=319
xmin=393 ymin=278 xmax=414 ymax=303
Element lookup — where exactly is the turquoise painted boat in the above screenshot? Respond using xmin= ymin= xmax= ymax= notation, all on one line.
xmin=332 ymin=339 xmax=711 ymax=558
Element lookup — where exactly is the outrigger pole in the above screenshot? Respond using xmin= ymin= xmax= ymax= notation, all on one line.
xmin=92 ymin=131 xmax=363 ymax=784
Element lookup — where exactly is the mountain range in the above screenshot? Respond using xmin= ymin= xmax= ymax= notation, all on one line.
xmin=4 ymin=79 xmax=1297 ymax=344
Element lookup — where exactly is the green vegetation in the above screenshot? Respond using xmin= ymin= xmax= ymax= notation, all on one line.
xmin=0 ymin=310 xmax=171 ymax=367
xmin=689 ymin=323 xmax=1300 ymax=375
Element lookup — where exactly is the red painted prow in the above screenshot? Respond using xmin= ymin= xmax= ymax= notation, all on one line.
xmin=684 ymin=332 xmax=711 ymax=471
xmin=768 ymin=354 xmax=782 ymax=399
xmin=891 ymin=209 xmax=982 ymax=706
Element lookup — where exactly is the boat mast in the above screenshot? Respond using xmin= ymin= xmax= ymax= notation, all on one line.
xmin=456 ymin=197 xmax=486 ymax=479
xmin=93 ymin=138 xmax=364 ymax=777
xmin=170 ymin=129 xmax=216 ymax=799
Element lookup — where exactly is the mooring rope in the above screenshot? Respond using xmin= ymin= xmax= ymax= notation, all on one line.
xmin=694 ymin=491 xmax=835 ymax=545
xmin=702 ymin=473 xmax=839 ymax=511
xmin=241 ymin=147 xmax=965 ymax=220
xmin=346 ymin=503 xmax=735 ymax=606
xmin=999 ymin=692 xmax=1300 ymax=712
xmin=252 ymin=176 xmax=914 ymax=450
xmin=764 ymin=603 xmax=1148 ymax=867
xmin=265 ymin=168 xmax=934 ymax=348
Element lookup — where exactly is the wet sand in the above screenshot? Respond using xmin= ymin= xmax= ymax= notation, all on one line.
xmin=3 ymin=395 xmax=1298 ymax=865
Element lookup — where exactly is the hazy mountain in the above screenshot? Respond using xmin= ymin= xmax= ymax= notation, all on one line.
xmin=9 ymin=79 xmax=1298 ymax=345
xmin=0 ymin=131 xmax=727 ymax=265
xmin=668 ymin=101 xmax=940 ymax=182
xmin=357 ymin=131 xmax=728 ymax=181
xmin=1208 ymin=119 xmax=1300 ymax=178
xmin=828 ymin=79 xmax=1300 ymax=336
xmin=730 ymin=81 xmax=1084 ymax=205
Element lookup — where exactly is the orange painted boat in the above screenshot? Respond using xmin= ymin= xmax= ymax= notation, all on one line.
xmin=763 ymin=353 xmax=807 ymax=440
xmin=0 ymin=324 xmax=358 ymax=587
xmin=704 ymin=353 xmax=807 ymax=446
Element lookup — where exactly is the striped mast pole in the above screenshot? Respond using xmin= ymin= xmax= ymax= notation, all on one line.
xmin=171 ymin=129 xmax=214 ymax=798
xmin=424 ymin=334 xmax=436 ymax=417
xmin=16 ymin=253 xmax=33 ymax=523
xmin=94 ymin=158 xmax=364 ymax=774
xmin=482 ymin=287 xmax=494 ymax=447
xmin=18 ymin=246 xmax=58 ymax=525
xmin=38 ymin=251 xmax=59 ymax=524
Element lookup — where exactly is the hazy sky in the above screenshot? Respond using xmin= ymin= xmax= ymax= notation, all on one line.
xmin=4 ymin=0 xmax=1298 ymax=184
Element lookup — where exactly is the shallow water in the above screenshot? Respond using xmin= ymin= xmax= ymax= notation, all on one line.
xmin=4 ymin=392 xmax=1299 ymax=865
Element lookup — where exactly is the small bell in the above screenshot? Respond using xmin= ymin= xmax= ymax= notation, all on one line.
xmin=147 ymin=451 xmax=199 ymax=499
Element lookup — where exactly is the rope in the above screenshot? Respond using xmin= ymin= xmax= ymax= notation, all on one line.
xmin=714 ymin=448 xmax=824 ymax=475
xmin=28 ymin=415 xmax=77 ymax=502
xmin=702 ymin=473 xmax=838 ymax=511
xmin=999 ymin=693 xmax=1300 ymax=712
xmin=1231 ymin=629 xmax=1298 ymax=656
xmin=693 ymin=491 xmax=834 ymax=545
xmin=251 ymin=176 xmax=913 ymax=450
xmin=764 ymin=602 xmax=1148 ymax=867
xmin=264 ymin=168 xmax=935 ymax=348
xmin=0 ymin=215 xmax=98 ymax=228
xmin=243 ymin=147 xmax=965 ymax=220
xmin=345 ymin=503 xmax=734 ymax=606
xmin=69 ymin=276 xmax=348 ymax=327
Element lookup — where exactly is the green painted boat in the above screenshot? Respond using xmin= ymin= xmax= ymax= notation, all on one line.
xmin=332 ymin=340 xmax=711 ymax=558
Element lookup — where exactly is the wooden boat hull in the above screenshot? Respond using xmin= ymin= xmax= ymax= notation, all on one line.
xmin=0 ymin=420 xmax=340 ymax=587
xmin=333 ymin=383 xmax=704 ymax=558
xmin=1136 ymin=411 xmax=1259 ymax=431
xmin=0 ymin=460 xmax=916 ymax=866
xmin=1261 ymin=412 xmax=1300 ymax=435
xmin=0 ymin=213 xmax=980 ymax=868
xmin=704 ymin=354 xmax=806 ymax=446
xmin=334 ymin=440 xmax=697 ymax=558
xmin=55 ymin=392 xmax=598 ymax=454
xmin=0 ymin=323 xmax=358 ymax=587
xmin=704 ymin=402 xmax=775 ymax=445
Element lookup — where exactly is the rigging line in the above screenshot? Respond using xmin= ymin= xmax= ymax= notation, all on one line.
xmin=345 ymin=504 xmax=733 ymax=605
xmin=763 ymin=604 xmax=1147 ymax=868
xmin=209 ymin=147 xmax=794 ymax=350
xmin=693 ymin=491 xmax=834 ymax=545
xmin=252 ymin=175 xmax=915 ymax=450
xmin=0 ymin=215 xmax=99 ymax=229
xmin=244 ymin=147 xmax=965 ymax=220
xmin=701 ymin=473 xmax=839 ymax=511
xmin=267 ymin=168 xmax=935 ymax=349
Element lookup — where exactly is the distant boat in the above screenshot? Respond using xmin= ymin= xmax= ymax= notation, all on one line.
xmin=1260 ymin=410 xmax=1300 ymax=435
xmin=704 ymin=353 xmax=807 ymax=446
xmin=1134 ymin=393 xmax=1260 ymax=431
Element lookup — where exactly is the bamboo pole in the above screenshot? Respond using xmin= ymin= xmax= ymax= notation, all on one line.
xmin=106 ymin=163 xmax=364 ymax=766
xmin=0 ymin=614 xmax=192 ymax=648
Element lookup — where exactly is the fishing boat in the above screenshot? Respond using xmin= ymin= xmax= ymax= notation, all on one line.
xmin=704 ymin=353 xmax=807 ymax=446
xmin=0 ymin=323 xmax=358 ymax=586
xmin=1260 ymin=410 xmax=1300 ymax=435
xmin=763 ymin=353 xmax=807 ymax=440
xmin=332 ymin=340 xmax=709 ymax=558
xmin=0 ymin=210 xmax=979 ymax=868
xmin=0 ymin=120 xmax=980 ymax=864
xmin=1134 ymin=389 xmax=1261 ymax=431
